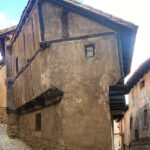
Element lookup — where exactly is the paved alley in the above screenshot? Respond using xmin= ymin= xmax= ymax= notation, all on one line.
xmin=0 ymin=124 xmax=32 ymax=150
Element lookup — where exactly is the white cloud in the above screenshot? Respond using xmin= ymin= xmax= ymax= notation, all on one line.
xmin=0 ymin=12 xmax=18 ymax=30
xmin=83 ymin=0 xmax=150 ymax=79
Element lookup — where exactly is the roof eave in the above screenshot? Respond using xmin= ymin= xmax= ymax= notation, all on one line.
xmin=0 ymin=25 xmax=17 ymax=38
xmin=126 ymin=58 xmax=150 ymax=91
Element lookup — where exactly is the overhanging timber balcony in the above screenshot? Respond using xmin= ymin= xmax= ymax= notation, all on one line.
xmin=109 ymin=85 xmax=128 ymax=119
xmin=16 ymin=87 xmax=63 ymax=115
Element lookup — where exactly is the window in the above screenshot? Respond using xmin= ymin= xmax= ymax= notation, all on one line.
xmin=140 ymin=80 xmax=145 ymax=89
xmin=131 ymin=90 xmax=134 ymax=100
xmin=130 ymin=117 xmax=132 ymax=129
xmin=35 ymin=113 xmax=41 ymax=131
xmin=85 ymin=44 xmax=95 ymax=58
xmin=16 ymin=57 xmax=18 ymax=73
xmin=144 ymin=109 xmax=148 ymax=128
xmin=135 ymin=129 xmax=139 ymax=140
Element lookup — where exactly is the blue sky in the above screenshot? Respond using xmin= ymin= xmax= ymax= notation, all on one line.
xmin=0 ymin=0 xmax=83 ymax=29
xmin=0 ymin=0 xmax=28 ymax=28
xmin=0 ymin=0 xmax=28 ymax=29
xmin=0 ymin=0 xmax=28 ymax=20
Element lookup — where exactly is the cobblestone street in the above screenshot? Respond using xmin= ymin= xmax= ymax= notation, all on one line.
xmin=0 ymin=124 xmax=32 ymax=150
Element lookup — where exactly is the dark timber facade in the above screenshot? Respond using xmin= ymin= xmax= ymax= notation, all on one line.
xmin=3 ymin=0 xmax=137 ymax=149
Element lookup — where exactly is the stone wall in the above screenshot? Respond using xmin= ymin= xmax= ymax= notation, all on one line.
xmin=19 ymin=129 xmax=67 ymax=150
xmin=125 ymin=146 xmax=130 ymax=150
xmin=129 ymin=70 xmax=150 ymax=149
xmin=114 ymin=121 xmax=123 ymax=150
xmin=131 ymin=144 xmax=150 ymax=150
xmin=0 ymin=65 xmax=6 ymax=108
xmin=124 ymin=111 xmax=130 ymax=147
xmin=17 ymin=104 xmax=67 ymax=150
xmin=119 ymin=110 xmax=130 ymax=148
xmin=0 ymin=107 xmax=7 ymax=124
xmin=0 ymin=65 xmax=7 ymax=124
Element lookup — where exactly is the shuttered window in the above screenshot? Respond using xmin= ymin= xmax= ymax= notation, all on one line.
xmin=144 ymin=109 xmax=148 ymax=128
xmin=16 ymin=57 xmax=18 ymax=73
xmin=36 ymin=113 xmax=41 ymax=131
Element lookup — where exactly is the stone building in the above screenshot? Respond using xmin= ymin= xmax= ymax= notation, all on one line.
xmin=118 ymin=107 xmax=130 ymax=150
xmin=3 ymin=0 xmax=137 ymax=149
xmin=126 ymin=58 xmax=150 ymax=150
xmin=0 ymin=26 xmax=16 ymax=124
xmin=114 ymin=120 xmax=123 ymax=150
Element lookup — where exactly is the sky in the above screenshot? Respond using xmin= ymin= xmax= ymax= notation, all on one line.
xmin=0 ymin=0 xmax=149 ymax=80
xmin=0 ymin=0 xmax=28 ymax=29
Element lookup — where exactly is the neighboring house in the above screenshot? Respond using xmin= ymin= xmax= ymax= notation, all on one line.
xmin=0 ymin=26 xmax=16 ymax=124
xmin=118 ymin=107 xmax=130 ymax=150
xmin=0 ymin=26 xmax=16 ymax=58
xmin=114 ymin=120 xmax=123 ymax=150
xmin=127 ymin=58 xmax=150 ymax=150
xmin=2 ymin=0 xmax=137 ymax=150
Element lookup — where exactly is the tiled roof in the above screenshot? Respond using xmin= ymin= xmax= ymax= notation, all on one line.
xmin=11 ymin=0 xmax=138 ymax=45
xmin=127 ymin=58 xmax=150 ymax=89
xmin=0 ymin=25 xmax=17 ymax=37
xmin=63 ymin=0 xmax=137 ymax=30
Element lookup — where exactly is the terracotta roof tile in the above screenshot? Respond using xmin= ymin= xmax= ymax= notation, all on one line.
xmin=0 ymin=25 xmax=17 ymax=37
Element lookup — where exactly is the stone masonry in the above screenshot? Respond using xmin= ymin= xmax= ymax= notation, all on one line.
xmin=0 ymin=107 xmax=7 ymax=124
xmin=0 ymin=65 xmax=7 ymax=124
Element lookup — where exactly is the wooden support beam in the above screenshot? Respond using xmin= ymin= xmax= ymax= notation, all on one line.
xmin=17 ymin=87 xmax=63 ymax=115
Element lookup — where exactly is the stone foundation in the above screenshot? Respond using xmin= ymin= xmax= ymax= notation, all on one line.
xmin=0 ymin=107 xmax=7 ymax=124
xmin=18 ymin=129 xmax=68 ymax=150
xmin=7 ymin=110 xmax=19 ymax=138
xmin=125 ymin=146 xmax=130 ymax=150
xmin=7 ymin=124 xmax=19 ymax=138
xmin=131 ymin=144 xmax=150 ymax=150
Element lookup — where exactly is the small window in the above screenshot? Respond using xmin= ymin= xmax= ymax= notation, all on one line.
xmin=144 ymin=109 xmax=148 ymax=128
xmin=135 ymin=129 xmax=139 ymax=140
xmin=140 ymin=80 xmax=145 ymax=89
xmin=130 ymin=117 xmax=132 ymax=129
xmin=35 ymin=113 xmax=41 ymax=131
xmin=131 ymin=90 xmax=134 ymax=100
xmin=16 ymin=57 xmax=18 ymax=73
xmin=85 ymin=44 xmax=95 ymax=58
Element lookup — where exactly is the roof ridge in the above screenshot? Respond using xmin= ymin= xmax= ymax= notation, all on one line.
xmin=10 ymin=0 xmax=138 ymax=46
xmin=62 ymin=0 xmax=137 ymax=29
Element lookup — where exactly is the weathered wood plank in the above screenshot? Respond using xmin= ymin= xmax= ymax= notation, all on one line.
xmin=32 ymin=6 xmax=40 ymax=51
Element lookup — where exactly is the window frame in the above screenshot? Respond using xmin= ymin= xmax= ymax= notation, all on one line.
xmin=140 ymin=80 xmax=145 ymax=89
xmin=143 ymin=108 xmax=149 ymax=129
xmin=135 ymin=129 xmax=139 ymax=141
xmin=16 ymin=57 xmax=19 ymax=74
xmin=130 ymin=116 xmax=133 ymax=129
xmin=85 ymin=44 xmax=95 ymax=58
xmin=35 ymin=113 xmax=41 ymax=131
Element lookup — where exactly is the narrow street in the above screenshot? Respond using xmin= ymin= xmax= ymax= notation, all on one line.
xmin=0 ymin=124 xmax=32 ymax=150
